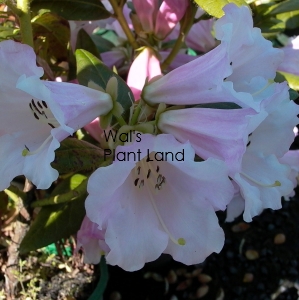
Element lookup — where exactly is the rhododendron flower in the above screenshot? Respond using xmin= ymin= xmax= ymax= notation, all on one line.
xmin=0 ymin=40 xmax=113 ymax=190
xmin=142 ymin=42 xmax=232 ymax=105
xmin=230 ymin=83 xmax=299 ymax=221
xmin=278 ymin=36 xmax=299 ymax=76
xmin=214 ymin=4 xmax=283 ymax=92
xmin=85 ymin=134 xmax=234 ymax=271
xmin=132 ymin=0 xmax=189 ymax=40
xmin=279 ymin=150 xmax=299 ymax=198
xmin=77 ymin=216 xmax=109 ymax=264
xmin=127 ymin=47 xmax=161 ymax=100
xmin=186 ymin=19 xmax=216 ymax=53
xmin=157 ymin=107 xmax=257 ymax=174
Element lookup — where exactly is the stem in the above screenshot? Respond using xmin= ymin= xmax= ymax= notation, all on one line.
xmin=5 ymin=0 xmax=22 ymax=16
xmin=17 ymin=0 xmax=34 ymax=47
xmin=130 ymin=101 xmax=142 ymax=125
xmin=115 ymin=114 xmax=127 ymax=126
xmin=109 ymin=0 xmax=139 ymax=49
xmin=160 ymin=4 xmax=197 ymax=71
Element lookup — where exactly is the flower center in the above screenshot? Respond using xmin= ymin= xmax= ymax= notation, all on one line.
xmin=29 ymin=99 xmax=60 ymax=129
xmin=133 ymin=152 xmax=186 ymax=246
xmin=22 ymin=99 xmax=59 ymax=157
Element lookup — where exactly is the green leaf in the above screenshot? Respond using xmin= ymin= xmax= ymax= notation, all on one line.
xmin=51 ymin=138 xmax=105 ymax=174
xmin=53 ymin=173 xmax=87 ymax=195
xmin=32 ymin=12 xmax=70 ymax=61
xmin=193 ymin=0 xmax=250 ymax=18
xmin=88 ymin=257 xmax=109 ymax=300
xmin=289 ymin=88 xmax=299 ymax=100
xmin=194 ymin=102 xmax=242 ymax=109
xmin=76 ymin=49 xmax=134 ymax=121
xmin=276 ymin=10 xmax=299 ymax=29
xmin=91 ymin=34 xmax=115 ymax=53
xmin=266 ymin=0 xmax=299 ymax=15
xmin=19 ymin=196 xmax=86 ymax=253
xmin=276 ymin=71 xmax=299 ymax=90
xmin=19 ymin=174 xmax=87 ymax=254
xmin=31 ymin=0 xmax=111 ymax=21
xmin=76 ymin=28 xmax=100 ymax=59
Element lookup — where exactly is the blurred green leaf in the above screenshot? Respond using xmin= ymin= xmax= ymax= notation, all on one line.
xmin=276 ymin=71 xmax=299 ymax=90
xmin=76 ymin=49 xmax=134 ymax=121
xmin=32 ymin=12 xmax=70 ymax=62
xmin=91 ymin=34 xmax=116 ymax=53
xmin=266 ymin=0 xmax=299 ymax=15
xmin=276 ymin=10 xmax=299 ymax=29
xmin=51 ymin=138 xmax=105 ymax=174
xmin=76 ymin=28 xmax=100 ymax=59
xmin=19 ymin=174 xmax=87 ymax=254
xmin=194 ymin=102 xmax=242 ymax=109
xmin=193 ymin=0 xmax=250 ymax=18
xmin=31 ymin=0 xmax=111 ymax=21
xmin=19 ymin=196 xmax=86 ymax=253
xmin=289 ymin=88 xmax=299 ymax=100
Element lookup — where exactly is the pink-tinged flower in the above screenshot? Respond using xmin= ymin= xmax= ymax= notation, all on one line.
xmin=214 ymin=4 xmax=283 ymax=92
xmin=85 ymin=134 xmax=234 ymax=271
xmin=278 ymin=36 xmax=299 ymax=76
xmin=132 ymin=0 xmax=159 ymax=33
xmin=279 ymin=150 xmax=299 ymax=198
xmin=157 ymin=107 xmax=257 ymax=174
xmin=0 ymin=40 xmax=113 ymax=190
xmin=127 ymin=47 xmax=161 ymax=100
xmin=186 ymin=19 xmax=217 ymax=53
xmin=84 ymin=118 xmax=103 ymax=143
xmin=77 ymin=216 xmax=109 ymax=264
xmin=246 ymin=82 xmax=298 ymax=158
xmin=132 ymin=0 xmax=189 ymax=40
xmin=230 ymin=83 xmax=299 ymax=221
xmin=160 ymin=51 xmax=196 ymax=70
xmin=142 ymin=42 xmax=231 ymax=105
xmin=101 ymin=49 xmax=127 ymax=69
xmin=225 ymin=189 xmax=245 ymax=222
xmin=232 ymin=152 xmax=293 ymax=221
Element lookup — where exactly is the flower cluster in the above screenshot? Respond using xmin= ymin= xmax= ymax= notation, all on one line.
xmin=1 ymin=2 xmax=298 ymax=272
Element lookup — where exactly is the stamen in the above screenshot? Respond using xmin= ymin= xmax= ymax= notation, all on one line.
xmin=139 ymin=179 xmax=144 ymax=188
xmin=241 ymin=172 xmax=281 ymax=187
xmin=147 ymin=190 xmax=185 ymax=246
xmin=22 ymin=135 xmax=53 ymax=156
xmin=134 ymin=156 xmax=185 ymax=246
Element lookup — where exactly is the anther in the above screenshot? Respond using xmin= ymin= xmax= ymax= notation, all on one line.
xmin=134 ymin=178 xmax=139 ymax=187
xmin=31 ymin=99 xmax=42 ymax=114
xmin=247 ymin=141 xmax=251 ymax=147
xmin=147 ymin=169 xmax=151 ymax=179
xmin=42 ymin=101 xmax=48 ymax=108
xmin=156 ymin=166 xmax=159 ymax=173
xmin=139 ymin=180 xmax=144 ymax=188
